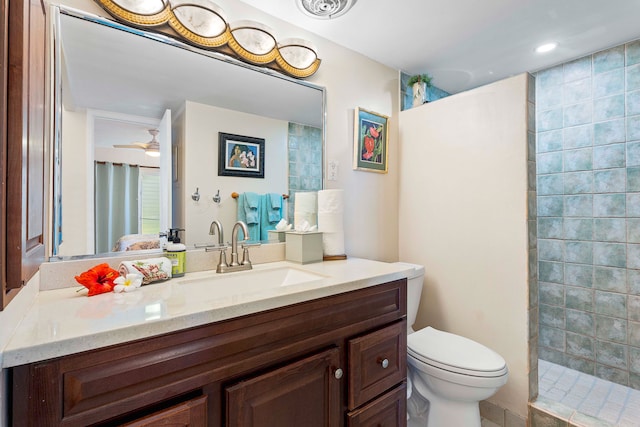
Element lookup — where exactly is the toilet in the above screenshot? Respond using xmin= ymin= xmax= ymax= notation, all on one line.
xmin=395 ymin=262 xmax=509 ymax=427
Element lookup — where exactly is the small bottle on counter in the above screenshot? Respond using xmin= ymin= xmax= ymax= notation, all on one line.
xmin=164 ymin=228 xmax=186 ymax=277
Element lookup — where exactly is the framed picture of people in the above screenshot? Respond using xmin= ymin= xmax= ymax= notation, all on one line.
xmin=218 ymin=132 xmax=265 ymax=178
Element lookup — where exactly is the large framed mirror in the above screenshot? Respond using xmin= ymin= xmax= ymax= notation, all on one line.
xmin=50 ymin=4 xmax=325 ymax=260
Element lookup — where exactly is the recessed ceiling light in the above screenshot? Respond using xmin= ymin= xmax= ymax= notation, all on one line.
xmin=535 ymin=42 xmax=558 ymax=54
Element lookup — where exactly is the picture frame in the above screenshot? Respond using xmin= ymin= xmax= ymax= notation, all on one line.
xmin=353 ymin=107 xmax=389 ymax=173
xmin=218 ymin=132 xmax=265 ymax=178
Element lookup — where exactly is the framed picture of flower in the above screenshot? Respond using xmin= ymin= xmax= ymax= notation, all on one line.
xmin=218 ymin=132 xmax=265 ymax=178
xmin=353 ymin=107 xmax=389 ymax=173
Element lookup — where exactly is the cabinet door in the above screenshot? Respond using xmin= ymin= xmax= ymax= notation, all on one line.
xmin=226 ymin=348 xmax=341 ymax=427
xmin=121 ymin=395 xmax=207 ymax=427
xmin=347 ymin=384 xmax=406 ymax=427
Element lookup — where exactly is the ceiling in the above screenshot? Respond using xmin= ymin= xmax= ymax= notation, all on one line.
xmin=238 ymin=0 xmax=640 ymax=94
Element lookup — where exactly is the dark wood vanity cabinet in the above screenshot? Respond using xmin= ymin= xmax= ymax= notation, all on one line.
xmin=10 ymin=279 xmax=407 ymax=426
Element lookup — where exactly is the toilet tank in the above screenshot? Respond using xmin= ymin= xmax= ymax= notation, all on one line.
xmin=393 ymin=262 xmax=425 ymax=332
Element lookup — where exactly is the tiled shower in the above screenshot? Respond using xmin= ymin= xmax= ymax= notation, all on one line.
xmin=537 ymin=39 xmax=640 ymax=392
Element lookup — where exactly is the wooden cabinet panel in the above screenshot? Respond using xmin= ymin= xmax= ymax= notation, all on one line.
xmin=226 ymin=348 xmax=341 ymax=427
xmin=121 ymin=395 xmax=207 ymax=427
xmin=348 ymin=320 xmax=407 ymax=410
xmin=347 ymin=384 xmax=406 ymax=427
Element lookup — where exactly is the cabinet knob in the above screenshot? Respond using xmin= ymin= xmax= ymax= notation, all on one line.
xmin=379 ymin=358 xmax=389 ymax=369
xmin=334 ymin=368 xmax=343 ymax=379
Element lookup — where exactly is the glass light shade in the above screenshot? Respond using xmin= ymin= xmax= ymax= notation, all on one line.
xmin=112 ymin=0 xmax=168 ymax=14
xmin=145 ymin=149 xmax=161 ymax=157
xmin=170 ymin=0 xmax=227 ymax=37
xmin=278 ymin=38 xmax=318 ymax=69
xmin=230 ymin=20 xmax=276 ymax=55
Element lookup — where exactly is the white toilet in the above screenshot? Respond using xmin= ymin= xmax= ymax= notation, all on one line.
xmin=396 ymin=262 xmax=509 ymax=427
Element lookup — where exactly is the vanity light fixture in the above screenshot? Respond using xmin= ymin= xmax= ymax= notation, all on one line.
xmin=93 ymin=0 xmax=322 ymax=78
xmin=297 ymin=0 xmax=357 ymax=19
xmin=535 ymin=42 xmax=558 ymax=53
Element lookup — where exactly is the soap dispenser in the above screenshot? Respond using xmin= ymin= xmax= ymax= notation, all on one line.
xmin=164 ymin=228 xmax=186 ymax=277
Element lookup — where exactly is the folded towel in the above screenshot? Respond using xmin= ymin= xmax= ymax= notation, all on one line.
xmin=243 ymin=192 xmax=260 ymax=225
xmin=266 ymin=193 xmax=282 ymax=222
xmin=118 ymin=257 xmax=172 ymax=285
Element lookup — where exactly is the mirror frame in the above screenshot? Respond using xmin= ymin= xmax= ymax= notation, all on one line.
xmin=48 ymin=4 xmax=326 ymax=261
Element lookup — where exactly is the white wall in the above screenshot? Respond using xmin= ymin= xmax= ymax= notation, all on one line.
xmin=181 ymin=101 xmax=289 ymax=246
xmin=54 ymin=0 xmax=401 ymax=261
xmin=398 ymin=74 xmax=531 ymax=417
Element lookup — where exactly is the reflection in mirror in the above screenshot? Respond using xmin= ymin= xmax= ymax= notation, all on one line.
xmin=50 ymin=5 xmax=324 ymax=260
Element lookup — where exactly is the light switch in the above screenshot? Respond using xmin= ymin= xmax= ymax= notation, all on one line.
xmin=328 ymin=160 xmax=339 ymax=181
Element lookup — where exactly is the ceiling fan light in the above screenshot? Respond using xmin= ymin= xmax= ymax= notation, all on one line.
xmin=145 ymin=148 xmax=161 ymax=157
xmin=297 ymin=0 xmax=356 ymax=19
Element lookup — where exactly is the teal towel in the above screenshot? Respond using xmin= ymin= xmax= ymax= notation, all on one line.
xmin=237 ymin=193 xmax=261 ymax=242
xmin=260 ymin=193 xmax=283 ymax=240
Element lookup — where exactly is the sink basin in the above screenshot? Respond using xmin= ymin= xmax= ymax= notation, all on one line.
xmin=178 ymin=266 xmax=328 ymax=298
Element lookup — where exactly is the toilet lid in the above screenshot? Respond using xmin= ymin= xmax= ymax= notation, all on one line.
xmin=408 ymin=327 xmax=507 ymax=376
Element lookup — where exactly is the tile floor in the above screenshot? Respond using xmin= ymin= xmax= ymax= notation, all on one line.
xmin=539 ymin=359 xmax=640 ymax=426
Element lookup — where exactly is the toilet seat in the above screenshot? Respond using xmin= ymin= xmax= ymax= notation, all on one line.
xmin=408 ymin=327 xmax=507 ymax=378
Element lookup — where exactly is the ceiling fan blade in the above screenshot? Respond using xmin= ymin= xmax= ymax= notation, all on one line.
xmin=113 ymin=144 xmax=145 ymax=150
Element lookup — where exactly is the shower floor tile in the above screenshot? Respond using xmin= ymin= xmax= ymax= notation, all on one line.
xmin=538 ymin=359 xmax=640 ymax=426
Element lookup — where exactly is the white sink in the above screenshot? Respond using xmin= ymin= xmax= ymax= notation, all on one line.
xmin=178 ymin=266 xmax=328 ymax=297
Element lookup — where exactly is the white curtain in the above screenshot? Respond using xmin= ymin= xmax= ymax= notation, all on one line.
xmin=95 ymin=162 xmax=139 ymax=253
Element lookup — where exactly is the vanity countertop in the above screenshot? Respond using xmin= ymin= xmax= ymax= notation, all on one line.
xmin=2 ymin=258 xmax=412 ymax=368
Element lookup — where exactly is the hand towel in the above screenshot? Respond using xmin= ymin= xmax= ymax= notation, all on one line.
xmin=237 ymin=193 xmax=261 ymax=242
xmin=260 ymin=193 xmax=284 ymax=240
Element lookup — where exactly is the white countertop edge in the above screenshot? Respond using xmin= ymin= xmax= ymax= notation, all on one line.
xmin=3 ymin=259 xmax=412 ymax=368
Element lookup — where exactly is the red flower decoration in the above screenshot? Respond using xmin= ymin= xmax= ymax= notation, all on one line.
xmin=363 ymin=136 xmax=375 ymax=160
xmin=369 ymin=127 xmax=379 ymax=138
xmin=75 ymin=263 xmax=119 ymax=296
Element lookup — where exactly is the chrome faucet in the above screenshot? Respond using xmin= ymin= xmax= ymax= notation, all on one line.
xmin=211 ymin=221 xmax=256 ymax=273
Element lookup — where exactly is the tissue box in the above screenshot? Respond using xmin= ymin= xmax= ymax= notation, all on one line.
xmin=285 ymin=231 xmax=323 ymax=264
xmin=268 ymin=230 xmax=287 ymax=243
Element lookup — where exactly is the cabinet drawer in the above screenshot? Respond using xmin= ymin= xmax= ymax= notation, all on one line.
xmin=348 ymin=320 xmax=406 ymax=410
xmin=347 ymin=383 xmax=406 ymax=427
xmin=121 ymin=395 xmax=207 ymax=426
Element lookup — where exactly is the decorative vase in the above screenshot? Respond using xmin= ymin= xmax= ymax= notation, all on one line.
xmin=412 ymin=81 xmax=427 ymax=107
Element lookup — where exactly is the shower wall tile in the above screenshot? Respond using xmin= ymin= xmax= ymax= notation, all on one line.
xmin=564 ymin=171 xmax=592 ymax=194
xmin=627 ymin=90 xmax=640 ymax=116
xmin=595 ymin=290 xmax=627 ymax=317
xmin=540 ymin=261 xmax=564 ymax=284
xmin=594 ymin=169 xmax=626 ymax=193
xmin=596 ymin=340 xmax=628 ymax=369
xmin=627 ymin=40 xmax=640 ymax=66
xmin=630 ymin=347 xmax=640 ymax=373
xmin=540 ymin=326 xmax=566 ymax=351
xmin=630 ymin=321 xmax=640 ymax=346
xmin=566 ymin=286 xmax=593 ymax=311
xmin=594 ymin=266 xmax=627 ymax=292
xmin=563 ymin=102 xmax=592 ymax=128
xmin=629 ymin=295 xmax=640 ymax=322
xmin=628 ymin=141 xmax=640 ymax=167
xmin=627 ymin=193 xmax=640 ymax=216
xmin=566 ymin=309 xmax=594 ymax=335
xmin=629 ymin=270 xmax=640 ymax=295
xmin=596 ymin=364 xmax=628 ymax=385
xmin=596 ymin=316 xmax=627 ymax=343
xmin=539 ymin=217 xmax=564 ymax=239
xmin=627 ymin=218 xmax=640 ymax=243
xmin=564 ymin=194 xmax=592 ymax=217
xmin=629 ymin=244 xmax=640 ymax=269
xmin=593 ymin=242 xmax=626 ymax=268
xmin=594 ymin=143 xmax=625 ymax=169
xmin=538 ymin=152 xmax=564 ymax=174
xmin=538 ymin=65 xmax=564 ymax=88
xmin=540 ymin=281 xmax=565 ymax=306
xmin=627 ymin=64 xmax=640 ymax=92
xmin=563 ymin=218 xmax=593 ymax=241
xmin=593 ymin=95 xmax=625 ymax=122
xmin=540 ymin=304 xmax=565 ymax=328
xmin=539 ymin=239 xmax=564 ymax=261
xmin=538 ymin=174 xmax=564 ymax=195
xmin=563 ymin=78 xmax=591 ymax=105
xmin=563 ymin=125 xmax=592 ymax=150
xmin=566 ymin=332 xmax=594 ymax=358
xmin=564 ymin=57 xmax=592 ymax=83
xmin=593 ymin=69 xmax=625 ymax=98
xmin=627 ymin=167 xmax=640 ymax=191
xmin=594 ymin=218 xmax=626 ymax=242
xmin=538 ymin=109 xmax=564 ymax=132
xmin=564 ymin=263 xmax=593 ymax=288
xmin=594 ymin=119 xmax=626 ymax=145
xmin=594 ymin=45 xmax=625 ymax=74
xmin=593 ymin=193 xmax=626 ymax=217
xmin=565 ymin=241 xmax=592 ymax=264
xmin=564 ymin=148 xmax=593 ymax=172
xmin=539 ymin=196 xmax=564 ymax=217
xmin=628 ymin=115 xmax=640 ymax=141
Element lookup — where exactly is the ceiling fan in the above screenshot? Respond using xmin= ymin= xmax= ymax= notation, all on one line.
xmin=113 ymin=129 xmax=160 ymax=157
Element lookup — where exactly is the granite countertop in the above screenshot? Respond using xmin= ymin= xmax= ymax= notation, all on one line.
xmin=2 ymin=258 xmax=412 ymax=368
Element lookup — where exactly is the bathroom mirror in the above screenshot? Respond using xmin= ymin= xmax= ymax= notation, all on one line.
xmin=50 ymin=5 xmax=324 ymax=260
